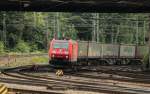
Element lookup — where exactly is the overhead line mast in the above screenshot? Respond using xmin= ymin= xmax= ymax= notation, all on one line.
xmin=3 ymin=12 xmax=6 ymax=47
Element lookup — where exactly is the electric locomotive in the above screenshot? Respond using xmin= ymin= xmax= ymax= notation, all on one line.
xmin=49 ymin=39 xmax=78 ymax=68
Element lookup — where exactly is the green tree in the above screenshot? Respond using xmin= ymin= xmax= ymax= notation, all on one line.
xmin=15 ymin=40 xmax=30 ymax=53
xmin=0 ymin=41 xmax=4 ymax=53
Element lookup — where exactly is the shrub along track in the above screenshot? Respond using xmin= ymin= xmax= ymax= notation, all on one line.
xmin=0 ymin=64 xmax=150 ymax=94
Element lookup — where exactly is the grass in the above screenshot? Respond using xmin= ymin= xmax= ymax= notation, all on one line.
xmin=0 ymin=55 xmax=49 ymax=68
xmin=31 ymin=56 xmax=48 ymax=64
xmin=0 ymin=51 xmax=47 ymax=56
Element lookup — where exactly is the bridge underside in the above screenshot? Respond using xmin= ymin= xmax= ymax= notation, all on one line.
xmin=0 ymin=0 xmax=150 ymax=12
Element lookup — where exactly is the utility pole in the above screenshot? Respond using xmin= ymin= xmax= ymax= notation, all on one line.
xmin=143 ymin=21 xmax=146 ymax=44
xmin=3 ymin=12 xmax=6 ymax=47
xmin=148 ymin=16 xmax=150 ymax=70
xmin=45 ymin=15 xmax=49 ymax=50
xmin=53 ymin=13 xmax=55 ymax=38
xmin=144 ymin=15 xmax=150 ymax=71
xmin=136 ymin=20 xmax=139 ymax=45
xmin=33 ymin=12 xmax=36 ymax=27
xmin=111 ymin=26 xmax=114 ymax=44
xmin=96 ymin=13 xmax=99 ymax=42
xmin=96 ymin=13 xmax=100 ymax=42
xmin=92 ymin=13 xmax=96 ymax=41
xmin=55 ymin=12 xmax=60 ymax=39
xmin=115 ymin=25 xmax=120 ymax=44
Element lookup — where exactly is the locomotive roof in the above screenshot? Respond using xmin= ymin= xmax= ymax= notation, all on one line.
xmin=53 ymin=39 xmax=69 ymax=42
xmin=53 ymin=39 xmax=77 ymax=44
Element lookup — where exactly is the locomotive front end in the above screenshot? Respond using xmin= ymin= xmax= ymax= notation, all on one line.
xmin=49 ymin=39 xmax=70 ymax=67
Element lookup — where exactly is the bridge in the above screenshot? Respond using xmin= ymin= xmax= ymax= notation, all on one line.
xmin=0 ymin=0 xmax=150 ymax=12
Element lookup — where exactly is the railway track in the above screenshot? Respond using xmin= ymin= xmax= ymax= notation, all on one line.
xmin=0 ymin=64 xmax=150 ymax=94
xmin=9 ymin=88 xmax=62 ymax=94
xmin=70 ymin=66 xmax=150 ymax=84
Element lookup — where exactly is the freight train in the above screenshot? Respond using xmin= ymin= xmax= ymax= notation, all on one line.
xmin=48 ymin=39 xmax=148 ymax=67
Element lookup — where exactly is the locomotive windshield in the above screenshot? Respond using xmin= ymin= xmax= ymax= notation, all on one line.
xmin=53 ymin=42 xmax=68 ymax=49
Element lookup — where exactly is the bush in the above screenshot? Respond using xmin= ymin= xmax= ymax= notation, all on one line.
xmin=0 ymin=41 xmax=4 ymax=53
xmin=30 ymin=44 xmax=38 ymax=52
xmin=15 ymin=40 xmax=30 ymax=53
xmin=143 ymin=53 xmax=149 ymax=64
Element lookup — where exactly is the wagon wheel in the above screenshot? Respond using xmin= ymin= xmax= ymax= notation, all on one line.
xmin=115 ymin=59 xmax=121 ymax=65
xmin=71 ymin=63 xmax=78 ymax=72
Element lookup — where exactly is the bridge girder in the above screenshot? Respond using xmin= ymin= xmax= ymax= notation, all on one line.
xmin=0 ymin=0 xmax=150 ymax=12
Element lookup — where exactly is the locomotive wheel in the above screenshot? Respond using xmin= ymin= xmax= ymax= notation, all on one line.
xmin=128 ymin=60 xmax=142 ymax=65
xmin=73 ymin=66 xmax=77 ymax=72
xmin=99 ymin=59 xmax=109 ymax=65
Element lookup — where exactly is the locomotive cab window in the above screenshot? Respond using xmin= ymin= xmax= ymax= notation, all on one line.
xmin=53 ymin=42 xmax=69 ymax=49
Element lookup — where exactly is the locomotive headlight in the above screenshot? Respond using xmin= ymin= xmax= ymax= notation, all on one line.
xmin=66 ymin=56 xmax=68 ymax=58
xmin=52 ymin=54 xmax=55 ymax=58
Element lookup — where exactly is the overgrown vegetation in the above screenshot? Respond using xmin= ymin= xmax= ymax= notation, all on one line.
xmin=0 ymin=56 xmax=48 ymax=68
xmin=31 ymin=56 xmax=48 ymax=64
xmin=0 ymin=41 xmax=4 ymax=53
xmin=0 ymin=12 xmax=149 ymax=54
xmin=15 ymin=40 xmax=30 ymax=53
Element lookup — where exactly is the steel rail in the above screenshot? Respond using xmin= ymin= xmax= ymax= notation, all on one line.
xmin=0 ymin=66 xmax=150 ymax=94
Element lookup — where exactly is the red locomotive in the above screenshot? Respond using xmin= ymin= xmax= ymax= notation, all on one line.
xmin=49 ymin=39 xmax=78 ymax=67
